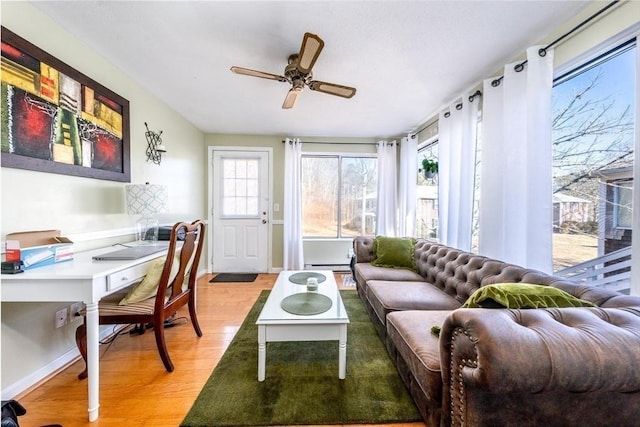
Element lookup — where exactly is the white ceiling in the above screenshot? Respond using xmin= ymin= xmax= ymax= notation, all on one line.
xmin=31 ymin=1 xmax=590 ymax=139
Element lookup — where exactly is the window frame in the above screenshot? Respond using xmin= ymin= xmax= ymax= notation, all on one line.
xmin=550 ymin=24 xmax=638 ymax=295
xmin=613 ymin=180 xmax=633 ymax=230
xmin=219 ymin=156 xmax=261 ymax=219
xmin=416 ymin=137 xmax=439 ymax=240
xmin=301 ymin=152 xmax=377 ymax=239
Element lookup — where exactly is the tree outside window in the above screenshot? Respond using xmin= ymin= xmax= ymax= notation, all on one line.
xmin=551 ymin=40 xmax=635 ymax=271
xmin=302 ymin=155 xmax=377 ymax=238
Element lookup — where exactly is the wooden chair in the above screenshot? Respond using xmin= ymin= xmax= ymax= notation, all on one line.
xmin=75 ymin=220 xmax=206 ymax=379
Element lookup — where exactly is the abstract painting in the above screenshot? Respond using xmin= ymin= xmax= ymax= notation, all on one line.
xmin=0 ymin=26 xmax=130 ymax=182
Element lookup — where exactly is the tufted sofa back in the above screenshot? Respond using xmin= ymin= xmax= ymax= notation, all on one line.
xmin=355 ymin=237 xmax=638 ymax=308
xmin=414 ymin=240 xmax=568 ymax=304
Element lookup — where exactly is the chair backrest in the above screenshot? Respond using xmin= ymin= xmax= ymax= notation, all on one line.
xmin=155 ymin=220 xmax=206 ymax=314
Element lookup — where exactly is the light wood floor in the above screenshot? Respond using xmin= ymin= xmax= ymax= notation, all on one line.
xmin=15 ymin=273 xmax=427 ymax=427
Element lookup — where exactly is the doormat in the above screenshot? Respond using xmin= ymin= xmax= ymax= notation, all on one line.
xmin=210 ymin=273 xmax=258 ymax=283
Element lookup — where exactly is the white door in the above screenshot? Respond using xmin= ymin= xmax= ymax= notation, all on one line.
xmin=210 ymin=148 xmax=270 ymax=273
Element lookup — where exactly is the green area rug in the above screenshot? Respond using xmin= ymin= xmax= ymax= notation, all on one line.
xmin=181 ymin=290 xmax=421 ymax=426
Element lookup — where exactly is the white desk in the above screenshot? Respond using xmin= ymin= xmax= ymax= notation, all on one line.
xmin=0 ymin=242 xmax=169 ymax=422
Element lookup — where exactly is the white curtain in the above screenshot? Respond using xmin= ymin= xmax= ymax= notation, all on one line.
xmin=478 ymin=46 xmax=554 ymax=273
xmin=398 ymin=135 xmax=418 ymax=237
xmin=437 ymin=96 xmax=478 ymax=251
xmin=283 ymin=138 xmax=304 ymax=270
xmin=375 ymin=140 xmax=398 ymax=236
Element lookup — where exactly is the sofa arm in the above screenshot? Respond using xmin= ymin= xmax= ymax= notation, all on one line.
xmin=440 ymin=307 xmax=640 ymax=425
xmin=353 ymin=236 xmax=376 ymax=263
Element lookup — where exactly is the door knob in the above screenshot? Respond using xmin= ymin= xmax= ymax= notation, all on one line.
xmin=262 ymin=219 xmax=268 ymax=224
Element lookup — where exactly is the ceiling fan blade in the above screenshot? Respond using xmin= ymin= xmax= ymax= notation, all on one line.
xmin=282 ymin=88 xmax=302 ymax=109
xmin=296 ymin=32 xmax=324 ymax=74
xmin=231 ymin=66 xmax=287 ymax=82
xmin=308 ymin=80 xmax=356 ymax=99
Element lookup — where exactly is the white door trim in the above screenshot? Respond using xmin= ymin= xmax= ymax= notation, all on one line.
xmin=207 ymin=146 xmax=273 ymax=273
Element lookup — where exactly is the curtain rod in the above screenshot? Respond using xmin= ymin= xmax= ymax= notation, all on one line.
xmin=282 ymin=139 xmax=379 ymax=145
xmin=411 ymin=121 xmax=437 ymax=139
xmin=492 ymin=0 xmax=620 ymax=87
xmin=412 ymin=89 xmax=482 ymax=134
xmin=443 ymin=90 xmax=482 ymax=118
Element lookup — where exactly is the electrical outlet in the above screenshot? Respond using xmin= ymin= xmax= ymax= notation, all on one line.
xmin=274 ymin=203 xmax=280 ymax=212
xmin=55 ymin=307 xmax=68 ymax=328
xmin=69 ymin=302 xmax=83 ymax=323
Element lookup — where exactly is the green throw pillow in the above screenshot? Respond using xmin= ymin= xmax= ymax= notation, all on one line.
xmin=371 ymin=236 xmax=417 ymax=272
xmin=463 ymin=283 xmax=596 ymax=309
xmin=119 ymin=255 xmax=180 ymax=305
xmin=430 ymin=325 xmax=441 ymax=338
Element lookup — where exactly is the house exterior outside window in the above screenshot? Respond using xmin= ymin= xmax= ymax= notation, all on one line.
xmin=614 ymin=180 xmax=633 ymax=229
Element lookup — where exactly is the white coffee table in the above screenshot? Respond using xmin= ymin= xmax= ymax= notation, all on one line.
xmin=256 ymin=270 xmax=350 ymax=381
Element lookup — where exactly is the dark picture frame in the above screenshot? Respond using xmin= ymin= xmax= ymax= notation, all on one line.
xmin=1 ymin=26 xmax=130 ymax=182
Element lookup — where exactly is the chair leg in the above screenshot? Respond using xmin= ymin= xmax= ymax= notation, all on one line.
xmin=189 ymin=295 xmax=203 ymax=337
xmin=75 ymin=322 xmax=88 ymax=380
xmin=154 ymin=320 xmax=174 ymax=372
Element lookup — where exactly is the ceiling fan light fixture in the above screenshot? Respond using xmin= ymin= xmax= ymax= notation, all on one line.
xmin=231 ymin=32 xmax=356 ymax=109
xmin=292 ymin=78 xmax=304 ymax=91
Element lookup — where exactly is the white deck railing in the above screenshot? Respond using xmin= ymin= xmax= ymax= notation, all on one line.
xmin=555 ymin=246 xmax=632 ymax=294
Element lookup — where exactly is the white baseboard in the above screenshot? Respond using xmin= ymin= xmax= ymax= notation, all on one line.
xmin=1 ymin=326 xmax=114 ymax=399
xmin=1 ymin=347 xmax=79 ymax=400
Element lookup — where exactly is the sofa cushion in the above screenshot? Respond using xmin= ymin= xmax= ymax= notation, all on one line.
xmin=356 ymin=262 xmax=425 ymax=284
xmin=355 ymin=262 xmax=425 ymax=299
xmin=372 ymin=236 xmax=417 ymax=271
xmin=387 ymin=310 xmax=452 ymax=406
xmin=463 ymin=283 xmax=597 ymax=309
xmin=367 ymin=280 xmax=461 ymax=326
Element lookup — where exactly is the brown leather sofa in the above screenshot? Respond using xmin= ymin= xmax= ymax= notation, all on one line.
xmin=353 ymin=236 xmax=640 ymax=426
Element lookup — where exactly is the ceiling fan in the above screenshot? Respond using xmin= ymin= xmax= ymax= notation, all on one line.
xmin=231 ymin=32 xmax=356 ymax=109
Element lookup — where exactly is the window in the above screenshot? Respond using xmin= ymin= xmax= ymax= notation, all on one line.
xmin=302 ymin=155 xmax=377 ymax=238
xmin=221 ymin=158 xmax=259 ymax=217
xmin=416 ymin=141 xmax=438 ymax=240
xmin=551 ymin=38 xmax=635 ymax=271
xmin=614 ymin=181 xmax=633 ymax=229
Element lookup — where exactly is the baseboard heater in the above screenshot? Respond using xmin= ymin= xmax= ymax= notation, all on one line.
xmin=305 ymin=264 xmax=350 ymax=272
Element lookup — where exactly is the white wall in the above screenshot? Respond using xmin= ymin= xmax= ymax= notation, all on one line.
xmin=1 ymin=1 xmax=207 ymax=396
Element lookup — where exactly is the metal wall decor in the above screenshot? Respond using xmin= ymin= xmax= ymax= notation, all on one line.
xmin=144 ymin=122 xmax=165 ymax=165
